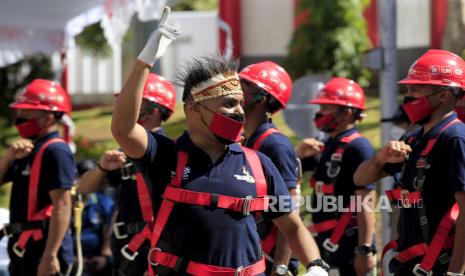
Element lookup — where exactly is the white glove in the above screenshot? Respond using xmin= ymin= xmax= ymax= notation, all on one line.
xmin=303 ymin=266 xmax=329 ymax=276
xmin=137 ymin=7 xmax=181 ymax=66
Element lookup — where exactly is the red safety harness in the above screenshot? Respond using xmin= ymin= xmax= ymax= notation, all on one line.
xmin=307 ymin=132 xmax=362 ymax=253
xmin=147 ymin=146 xmax=269 ymax=276
xmin=117 ymin=169 xmax=154 ymax=262
xmin=12 ymin=138 xmax=63 ymax=257
xmin=381 ymin=118 xmax=461 ymax=276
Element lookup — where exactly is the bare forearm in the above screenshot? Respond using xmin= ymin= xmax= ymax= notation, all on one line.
xmin=43 ymin=191 xmax=71 ymax=257
xmin=78 ymin=168 xmax=107 ymax=195
xmin=355 ymin=189 xmax=376 ymax=246
xmin=274 ymin=212 xmax=320 ymax=267
xmin=353 ymin=158 xmax=386 ymax=186
xmin=273 ymin=229 xmax=293 ymax=265
xmin=449 ymin=213 xmax=465 ymax=273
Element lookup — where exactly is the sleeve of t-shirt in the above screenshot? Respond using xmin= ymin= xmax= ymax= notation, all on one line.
xmin=345 ymin=139 xmax=377 ymax=190
xmin=261 ymin=144 xmax=298 ymax=190
xmin=130 ymin=129 xmax=158 ymax=173
xmin=447 ymin=137 xmax=465 ymax=193
xmin=2 ymin=164 xmax=14 ymax=184
xmin=382 ymin=163 xmax=403 ymax=176
xmin=257 ymin=152 xmax=296 ymax=220
xmin=42 ymin=143 xmax=75 ymax=191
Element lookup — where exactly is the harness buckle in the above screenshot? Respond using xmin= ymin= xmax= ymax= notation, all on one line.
xmin=121 ymin=244 xmax=138 ymax=261
xmin=12 ymin=242 xmax=25 ymax=258
xmin=412 ymin=263 xmax=432 ymax=276
xmin=242 ymin=196 xmax=253 ymax=216
xmin=121 ymin=163 xmax=134 ymax=180
xmin=326 ymin=162 xmax=341 ymax=178
xmin=400 ymin=190 xmax=411 ymax=208
xmin=113 ymin=222 xmax=128 ymax=240
xmin=148 ymin=247 xmax=162 ymax=266
xmin=322 ymin=238 xmax=339 ymax=253
xmin=314 ymin=181 xmax=325 ymax=196
xmin=413 ymin=176 xmax=425 ymax=190
xmin=234 ymin=266 xmax=244 ymax=276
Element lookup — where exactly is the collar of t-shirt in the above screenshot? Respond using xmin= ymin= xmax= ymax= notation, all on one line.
xmin=326 ymin=127 xmax=358 ymax=145
xmin=33 ymin=131 xmax=60 ymax=146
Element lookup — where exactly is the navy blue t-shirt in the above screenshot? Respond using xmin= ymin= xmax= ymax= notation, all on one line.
xmin=81 ymin=192 xmax=115 ymax=257
xmin=301 ymin=128 xmax=376 ymax=264
xmin=109 ymin=128 xmax=164 ymax=264
xmin=245 ymin=121 xmax=299 ymax=190
xmin=4 ymin=131 xmax=75 ymax=264
xmin=383 ymin=114 xmax=465 ymax=252
xmin=131 ymin=130 xmax=293 ymax=273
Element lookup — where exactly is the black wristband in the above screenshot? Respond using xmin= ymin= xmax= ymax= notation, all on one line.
xmin=306 ymin=258 xmax=330 ymax=272
xmin=97 ymin=163 xmax=111 ymax=173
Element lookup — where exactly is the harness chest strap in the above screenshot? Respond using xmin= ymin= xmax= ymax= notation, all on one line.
xmin=309 ymin=132 xmax=362 ymax=196
xmin=148 ymin=147 xmax=267 ymax=275
xmin=15 ymin=138 xmax=64 ymax=255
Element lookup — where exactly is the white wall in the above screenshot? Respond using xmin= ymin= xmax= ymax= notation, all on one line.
xmin=241 ymin=0 xmax=294 ymax=56
xmin=160 ymin=10 xmax=219 ymax=98
xmin=396 ymin=0 xmax=431 ymax=48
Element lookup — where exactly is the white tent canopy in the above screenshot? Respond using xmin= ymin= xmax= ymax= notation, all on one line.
xmin=0 ymin=0 xmax=164 ymax=67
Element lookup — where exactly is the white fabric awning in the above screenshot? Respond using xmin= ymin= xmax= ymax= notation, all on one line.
xmin=0 ymin=0 xmax=164 ymax=67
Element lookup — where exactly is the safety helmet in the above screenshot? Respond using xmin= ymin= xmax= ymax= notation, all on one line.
xmin=309 ymin=77 xmax=366 ymax=110
xmin=9 ymin=79 xmax=71 ymax=113
xmin=399 ymin=49 xmax=465 ymax=89
xmin=239 ymin=61 xmax=292 ymax=110
xmin=143 ymin=73 xmax=176 ymax=112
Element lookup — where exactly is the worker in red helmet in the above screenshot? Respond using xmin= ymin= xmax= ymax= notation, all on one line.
xmin=355 ymin=49 xmax=465 ymax=275
xmin=240 ymin=61 xmax=312 ymax=275
xmin=296 ymin=77 xmax=377 ymax=275
xmin=111 ymin=7 xmax=330 ymax=276
xmin=78 ymin=72 xmax=176 ymax=275
xmin=0 ymin=79 xmax=75 ymax=276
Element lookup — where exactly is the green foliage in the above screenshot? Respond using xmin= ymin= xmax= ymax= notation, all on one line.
xmin=285 ymin=0 xmax=372 ymax=86
xmin=172 ymin=0 xmax=218 ymax=11
xmin=0 ymin=54 xmax=54 ymax=146
xmin=75 ymin=22 xmax=112 ymax=57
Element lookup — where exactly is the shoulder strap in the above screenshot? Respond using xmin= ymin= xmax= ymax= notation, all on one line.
xmin=135 ymin=172 xmax=153 ymax=222
xmin=242 ymin=147 xmax=267 ymax=197
xmin=28 ymin=137 xmax=65 ymax=220
xmin=251 ymin=128 xmax=279 ymax=151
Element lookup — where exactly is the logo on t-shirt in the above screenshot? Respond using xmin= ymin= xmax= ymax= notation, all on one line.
xmin=233 ymin=166 xmax=255 ymax=183
xmin=182 ymin=167 xmax=191 ymax=180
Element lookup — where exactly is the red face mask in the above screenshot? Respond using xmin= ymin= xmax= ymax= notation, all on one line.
xmin=313 ymin=112 xmax=337 ymax=133
xmin=199 ymin=104 xmax=244 ymax=144
xmin=401 ymin=95 xmax=434 ymax=124
xmin=456 ymin=106 xmax=465 ymax=122
xmin=15 ymin=118 xmax=42 ymax=139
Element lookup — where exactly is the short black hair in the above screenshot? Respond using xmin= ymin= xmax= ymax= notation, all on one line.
xmin=176 ymin=54 xmax=238 ymax=103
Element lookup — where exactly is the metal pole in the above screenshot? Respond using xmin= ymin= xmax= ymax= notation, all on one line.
xmin=378 ymin=0 xmax=398 ymax=247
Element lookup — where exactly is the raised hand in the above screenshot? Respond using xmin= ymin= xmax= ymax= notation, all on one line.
xmin=296 ymin=138 xmax=325 ymax=159
xmin=137 ymin=6 xmax=181 ymax=66
xmin=376 ymin=141 xmax=412 ymax=164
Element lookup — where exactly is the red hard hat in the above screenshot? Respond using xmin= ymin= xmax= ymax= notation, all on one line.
xmin=143 ymin=73 xmax=176 ymax=112
xmin=309 ymin=77 xmax=366 ymax=110
xmin=239 ymin=61 xmax=292 ymax=110
xmin=9 ymin=79 xmax=71 ymax=113
xmin=399 ymin=49 xmax=465 ymax=88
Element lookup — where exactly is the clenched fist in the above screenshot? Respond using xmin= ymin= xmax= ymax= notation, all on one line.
xmin=99 ymin=150 xmax=127 ymax=171
xmin=376 ymin=141 xmax=412 ymax=164
xmin=296 ymin=138 xmax=325 ymax=159
xmin=9 ymin=139 xmax=34 ymax=160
